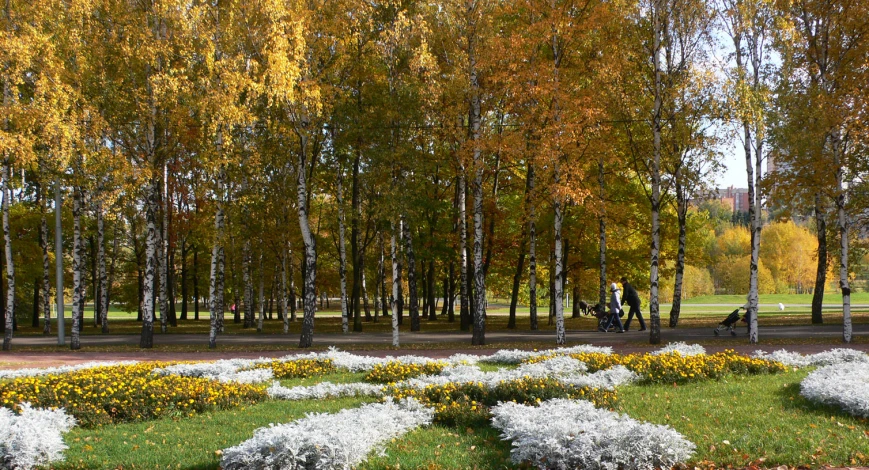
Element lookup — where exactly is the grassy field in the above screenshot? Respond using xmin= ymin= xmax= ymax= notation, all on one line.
xmin=48 ymin=366 xmax=869 ymax=469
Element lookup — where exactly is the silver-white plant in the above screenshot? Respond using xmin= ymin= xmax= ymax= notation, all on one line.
xmin=220 ymin=398 xmax=433 ymax=470
xmin=753 ymin=348 xmax=869 ymax=369
xmin=800 ymin=362 xmax=869 ymax=418
xmin=482 ymin=345 xmax=613 ymax=365
xmin=154 ymin=361 xmax=274 ymax=384
xmin=514 ymin=355 xmax=589 ymax=377
xmin=491 ymin=399 xmax=695 ymax=470
xmin=267 ymin=381 xmax=384 ymax=400
xmin=652 ymin=342 xmax=706 ymax=356
xmin=0 ymin=404 xmax=77 ymax=470
xmin=561 ymin=366 xmax=639 ymax=390
xmin=0 ymin=361 xmax=139 ymax=380
xmin=217 ymin=369 xmax=275 ymax=384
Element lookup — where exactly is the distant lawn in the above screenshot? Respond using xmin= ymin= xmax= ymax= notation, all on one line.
xmin=681 ymin=292 xmax=869 ymax=305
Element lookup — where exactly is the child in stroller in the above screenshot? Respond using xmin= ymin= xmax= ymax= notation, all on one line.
xmin=713 ymin=307 xmax=750 ymax=336
xmin=584 ymin=302 xmax=611 ymax=330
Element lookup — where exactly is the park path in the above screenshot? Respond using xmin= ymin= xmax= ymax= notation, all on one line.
xmin=0 ymin=324 xmax=866 ymax=369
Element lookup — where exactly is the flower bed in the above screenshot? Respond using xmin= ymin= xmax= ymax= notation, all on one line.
xmin=386 ymin=377 xmax=618 ymax=426
xmin=0 ymin=361 xmax=139 ymax=380
xmin=364 ymin=360 xmax=447 ymax=383
xmin=800 ymin=362 xmax=869 ymax=418
xmin=491 ymin=398 xmax=695 ymax=470
xmin=252 ymin=359 xmax=336 ymax=379
xmin=527 ymin=349 xmax=786 ymax=384
xmin=0 ymin=404 xmax=76 ymax=470
xmin=0 ymin=363 xmax=266 ymax=427
xmin=220 ymin=398 xmax=433 ymax=470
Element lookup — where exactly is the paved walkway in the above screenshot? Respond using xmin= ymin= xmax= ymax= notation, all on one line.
xmin=1 ymin=324 xmax=866 ymax=368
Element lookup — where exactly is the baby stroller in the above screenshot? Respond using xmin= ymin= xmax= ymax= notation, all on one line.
xmin=588 ymin=303 xmax=611 ymax=330
xmin=713 ymin=307 xmax=748 ymax=336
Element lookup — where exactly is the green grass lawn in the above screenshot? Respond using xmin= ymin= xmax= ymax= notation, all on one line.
xmin=44 ymin=366 xmax=869 ymax=469
xmin=618 ymin=370 xmax=869 ymax=467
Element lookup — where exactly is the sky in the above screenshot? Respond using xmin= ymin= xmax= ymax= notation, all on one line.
xmin=716 ymin=147 xmax=748 ymax=189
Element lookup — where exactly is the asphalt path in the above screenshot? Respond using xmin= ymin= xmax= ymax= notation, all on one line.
xmin=4 ymin=323 xmax=866 ymax=347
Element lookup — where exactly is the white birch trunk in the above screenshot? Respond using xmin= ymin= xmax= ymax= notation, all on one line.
xmin=553 ymin=198 xmax=566 ymax=345
xmin=528 ymin=165 xmax=538 ymax=330
xmin=648 ymin=0 xmax=663 ymax=345
xmin=337 ymin=172 xmax=349 ymax=333
xmin=71 ymin=187 xmax=83 ymax=350
xmin=243 ymin=241 xmax=253 ymax=328
xmin=390 ymin=223 xmax=400 ymax=347
xmin=55 ymin=183 xmax=64 ymax=345
xmin=97 ymin=202 xmax=108 ymax=333
xmin=598 ymin=158 xmax=607 ymax=308
xmin=208 ymin=170 xmax=226 ymax=349
xmin=140 ymin=181 xmax=159 ymax=348
xmin=297 ymin=136 xmax=317 ymax=348
xmin=257 ymin=253 xmax=264 ymax=333
xmin=458 ymin=172 xmax=469 ymax=331
xmin=41 ymin=193 xmax=51 ymax=335
xmin=159 ymin=164 xmax=169 ymax=333
xmin=1 ymin=163 xmax=13 ymax=350
xmin=281 ymin=246 xmax=289 ymax=333
xmin=832 ymin=131 xmax=851 ymax=343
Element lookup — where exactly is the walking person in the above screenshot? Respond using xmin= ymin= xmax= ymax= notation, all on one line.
xmin=620 ymin=277 xmax=646 ymax=331
xmin=598 ymin=282 xmax=625 ymax=333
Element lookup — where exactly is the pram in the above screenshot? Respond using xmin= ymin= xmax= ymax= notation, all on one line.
xmin=588 ymin=303 xmax=612 ymax=330
xmin=713 ymin=307 xmax=748 ymax=336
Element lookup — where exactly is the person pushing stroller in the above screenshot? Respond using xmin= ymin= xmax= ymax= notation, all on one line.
xmin=598 ymin=283 xmax=625 ymax=333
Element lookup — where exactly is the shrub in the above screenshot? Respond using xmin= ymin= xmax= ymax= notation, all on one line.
xmin=0 ymin=363 xmax=266 ymax=427
xmin=267 ymin=381 xmax=384 ymax=400
xmin=800 ymin=362 xmax=869 ymax=418
xmin=491 ymin=398 xmax=696 ymax=470
xmin=0 ymin=404 xmax=76 ymax=470
xmin=220 ymin=398 xmax=433 ymax=470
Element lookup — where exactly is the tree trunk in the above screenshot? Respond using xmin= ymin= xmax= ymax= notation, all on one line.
xmin=1 ymin=163 xmax=12 ymax=350
xmin=362 ymin=258 xmax=372 ymax=321
xmin=281 ymin=245 xmax=289 ymax=333
xmin=832 ymin=131 xmax=851 ymax=343
xmin=350 ymin=154 xmax=363 ymax=331
xmin=180 ymin=238 xmax=188 ymax=321
xmin=447 ymin=262 xmax=455 ymax=322
xmin=528 ymin=164 xmax=538 ymax=331
xmin=812 ymin=193 xmax=826 ymax=324
xmin=470 ymin=51 xmax=485 ymax=346
xmin=257 ymin=253 xmax=264 ymax=333
xmin=378 ymin=232 xmax=387 ymax=320
xmin=159 ymin=164 xmax=169 ymax=333
xmin=648 ymin=4 xmax=663 ymax=345
xmin=98 ymin=202 xmax=109 ymax=333
xmin=297 ymin=136 xmax=317 ymax=348
xmin=426 ymin=259 xmax=436 ymax=321
xmin=458 ymin=173 xmax=470 ymax=331
xmin=40 ymin=186 xmax=51 ymax=335
xmin=390 ymin=223 xmax=400 ymax=347
xmin=193 ymin=246 xmax=200 ymax=321
xmin=289 ymin=244 xmax=297 ymax=321
xmin=404 ymin=216 xmax=420 ymax=332
xmin=90 ymin=235 xmax=98 ymax=328
xmin=208 ymin=171 xmax=226 ymax=349
xmin=669 ymin=181 xmax=687 ymax=327
xmin=337 ymin=172 xmax=349 ymax=333
xmin=243 ymin=241 xmax=253 ymax=328
xmin=553 ymin=199 xmax=566 ymax=345
xmin=70 ymin=187 xmax=83 ymax=350
xmin=55 ymin=183 xmax=64 ymax=344
xmin=396 ymin=218 xmax=404 ymax=325
xmin=140 ymin=180 xmax=159 ymax=348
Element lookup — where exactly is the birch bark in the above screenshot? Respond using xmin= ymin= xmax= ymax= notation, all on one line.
xmin=403 ymin=216 xmax=420 ymax=332
xmin=528 ymin=164 xmax=538 ymax=331
xmin=1 ymin=163 xmax=13 ymax=350
xmin=390 ymin=224 xmax=400 ymax=347
xmin=98 ymin=202 xmax=109 ymax=333
xmin=71 ymin=187 xmax=83 ymax=350
xmin=297 ymin=134 xmax=317 ymax=348
xmin=41 ymin=188 xmax=51 ymax=335
xmin=337 ymin=172 xmax=349 ymax=333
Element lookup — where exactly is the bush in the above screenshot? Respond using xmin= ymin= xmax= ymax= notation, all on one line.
xmin=0 ymin=363 xmax=266 ymax=427
xmin=0 ymin=404 xmax=76 ymax=470
xmin=800 ymin=362 xmax=869 ymax=418
xmin=491 ymin=398 xmax=696 ymax=470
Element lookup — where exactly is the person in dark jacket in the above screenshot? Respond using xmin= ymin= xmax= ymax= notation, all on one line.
xmin=620 ymin=277 xmax=646 ymax=331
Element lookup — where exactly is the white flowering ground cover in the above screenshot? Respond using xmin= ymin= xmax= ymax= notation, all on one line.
xmin=267 ymin=381 xmax=384 ymax=400
xmin=800 ymin=362 xmax=869 ymax=418
xmin=491 ymin=398 xmax=696 ymax=470
xmin=220 ymin=398 xmax=433 ymax=470
xmin=753 ymin=348 xmax=869 ymax=368
xmin=0 ymin=404 xmax=76 ymax=470
xmin=0 ymin=361 xmax=139 ymax=380
xmin=652 ymin=342 xmax=706 ymax=356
